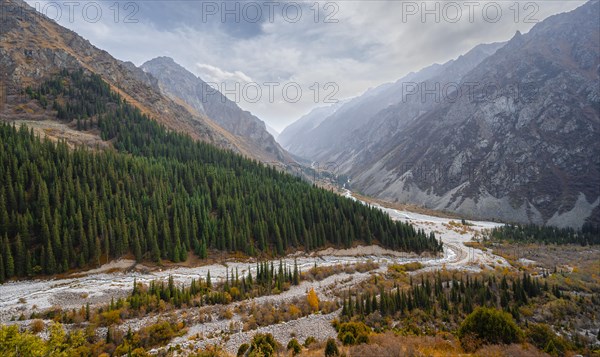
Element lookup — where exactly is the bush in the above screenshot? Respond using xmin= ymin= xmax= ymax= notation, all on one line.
xmin=526 ymin=323 xmax=567 ymax=357
xmin=286 ymin=338 xmax=301 ymax=355
xmin=458 ymin=307 xmax=522 ymax=351
xmin=337 ymin=321 xmax=370 ymax=345
xmin=30 ymin=319 xmax=45 ymax=334
xmin=388 ymin=262 xmax=423 ymax=274
xmin=249 ymin=333 xmax=278 ymax=357
xmin=138 ymin=321 xmax=182 ymax=348
xmin=303 ymin=336 xmax=316 ymax=347
xmin=325 ymin=338 xmax=339 ymax=357
xmin=237 ymin=343 xmax=249 ymax=357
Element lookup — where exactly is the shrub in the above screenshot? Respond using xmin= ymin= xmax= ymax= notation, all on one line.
xmin=388 ymin=262 xmax=423 ymax=274
xmin=458 ymin=307 xmax=522 ymax=351
xmin=249 ymin=333 xmax=278 ymax=357
xmin=98 ymin=309 xmax=122 ymax=326
xmin=138 ymin=321 xmax=182 ymax=348
xmin=325 ymin=338 xmax=339 ymax=357
xmin=337 ymin=321 xmax=370 ymax=345
xmin=237 ymin=343 xmax=249 ymax=357
xmin=303 ymin=336 xmax=316 ymax=347
xmin=30 ymin=319 xmax=45 ymax=334
xmin=286 ymin=338 xmax=301 ymax=355
xmin=526 ymin=323 xmax=568 ymax=357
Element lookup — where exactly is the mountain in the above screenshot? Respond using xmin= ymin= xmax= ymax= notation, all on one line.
xmin=278 ymin=100 xmax=347 ymax=153
xmin=265 ymin=124 xmax=279 ymax=140
xmin=0 ymin=70 xmax=441 ymax=280
xmin=0 ymin=0 xmax=276 ymax=161
xmin=282 ymin=42 xmax=504 ymax=166
xmin=141 ymin=57 xmax=291 ymax=163
xmin=345 ymin=1 xmax=599 ymax=228
xmin=0 ymin=0 xmax=442 ymax=281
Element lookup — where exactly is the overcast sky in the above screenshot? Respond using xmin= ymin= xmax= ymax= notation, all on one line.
xmin=27 ymin=0 xmax=585 ymax=131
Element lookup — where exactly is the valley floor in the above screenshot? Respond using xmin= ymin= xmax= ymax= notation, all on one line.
xmin=0 ymin=191 xmax=506 ymax=323
xmin=0 ymin=191 xmax=518 ymax=354
xmin=3 ymin=191 xmax=597 ymax=356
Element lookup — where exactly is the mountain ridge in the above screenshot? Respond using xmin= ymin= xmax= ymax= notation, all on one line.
xmin=348 ymin=1 xmax=600 ymax=228
xmin=0 ymin=0 xmax=284 ymax=163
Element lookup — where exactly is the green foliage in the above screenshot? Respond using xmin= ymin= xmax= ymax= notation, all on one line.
xmin=324 ymin=338 xmax=339 ymax=357
xmin=286 ymin=338 xmax=302 ymax=355
xmin=342 ymin=272 xmax=548 ymax=324
xmin=0 ymin=70 xmax=441 ymax=280
xmin=303 ymin=336 xmax=316 ymax=347
xmin=0 ymin=322 xmax=92 ymax=357
xmin=337 ymin=321 xmax=370 ymax=345
xmin=526 ymin=323 xmax=568 ymax=357
xmin=249 ymin=333 xmax=278 ymax=357
xmin=388 ymin=262 xmax=423 ymax=273
xmin=127 ymin=261 xmax=300 ymax=314
xmin=141 ymin=321 xmax=182 ymax=348
xmin=237 ymin=343 xmax=250 ymax=357
xmin=486 ymin=223 xmax=600 ymax=245
xmin=0 ymin=324 xmax=46 ymax=357
xmin=458 ymin=307 xmax=522 ymax=350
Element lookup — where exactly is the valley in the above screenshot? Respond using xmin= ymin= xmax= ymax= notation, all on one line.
xmin=1 ymin=190 xmax=598 ymax=356
xmin=0 ymin=0 xmax=598 ymax=355
xmin=0 ymin=191 xmax=510 ymax=352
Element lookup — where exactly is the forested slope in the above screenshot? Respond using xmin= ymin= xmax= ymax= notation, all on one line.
xmin=0 ymin=70 xmax=441 ymax=281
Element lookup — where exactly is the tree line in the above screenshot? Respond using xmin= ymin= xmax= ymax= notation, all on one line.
xmin=0 ymin=70 xmax=442 ymax=281
xmin=341 ymin=272 xmax=555 ymax=325
xmin=485 ymin=223 xmax=599 ymax=245
xmin=127 ymin=260 xmax=301 ymax=313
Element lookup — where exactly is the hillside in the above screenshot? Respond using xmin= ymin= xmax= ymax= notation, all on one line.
xmin=0 ymin=69 xmax=441 ymax=281
xmin=280 ymin=43 xmax=503 ymax=167
xmin=0 ymin=0 xmax=273 ymax=160
xmin=348 ymin=1 xmax=599 ymax=228
xmin=281 ymin=1 xmax=599 ymax=228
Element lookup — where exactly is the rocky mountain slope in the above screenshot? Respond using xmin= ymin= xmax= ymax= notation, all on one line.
xmin=141 ymin=57 xmax=291 ymax=163
xmin=0 ymin=0 xmax=272 ymax=160
xmin=278 ymin=100 xmax=345 ymax=153
xmin=280 ymin=1 xmax=599 ymax=228
xmin=281 ymin=42 xmax=504 ymax=167
xmin=346 ymin=1 xmax=599 ymax=228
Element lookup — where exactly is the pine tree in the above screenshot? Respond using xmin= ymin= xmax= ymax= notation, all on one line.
xmin=3 ymin=236 xmax=14 ymax=278
xmin=0 ymin=254 xmax=5 ymax=283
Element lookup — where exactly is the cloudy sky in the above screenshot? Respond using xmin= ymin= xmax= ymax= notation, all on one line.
xmin=27 ymin=0 xmax=585 ymax=131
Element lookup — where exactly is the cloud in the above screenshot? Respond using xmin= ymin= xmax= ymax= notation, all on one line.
xmin=25 ymin=0 xmax=587 ymax=132
xmin=195 ymin=63 xmax=253 ymax=83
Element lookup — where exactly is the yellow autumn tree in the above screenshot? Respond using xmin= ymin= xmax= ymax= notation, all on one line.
xmin=307 ymin=288 xmax=319 ymax=312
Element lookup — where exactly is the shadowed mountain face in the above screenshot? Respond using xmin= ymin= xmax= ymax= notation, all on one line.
xmin=282 ymin=1 xmax=600 ymax=228
xmin=141 ymin=57 xmax=291 ymax=164
xmin=0 ymin=0 xmax=286 ymax=161
xmin=281 ymin=42 xmax=505 ymax=171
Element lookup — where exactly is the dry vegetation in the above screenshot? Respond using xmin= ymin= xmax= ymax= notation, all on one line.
xmin=302 ymin=261 xmax=379 ymax=281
